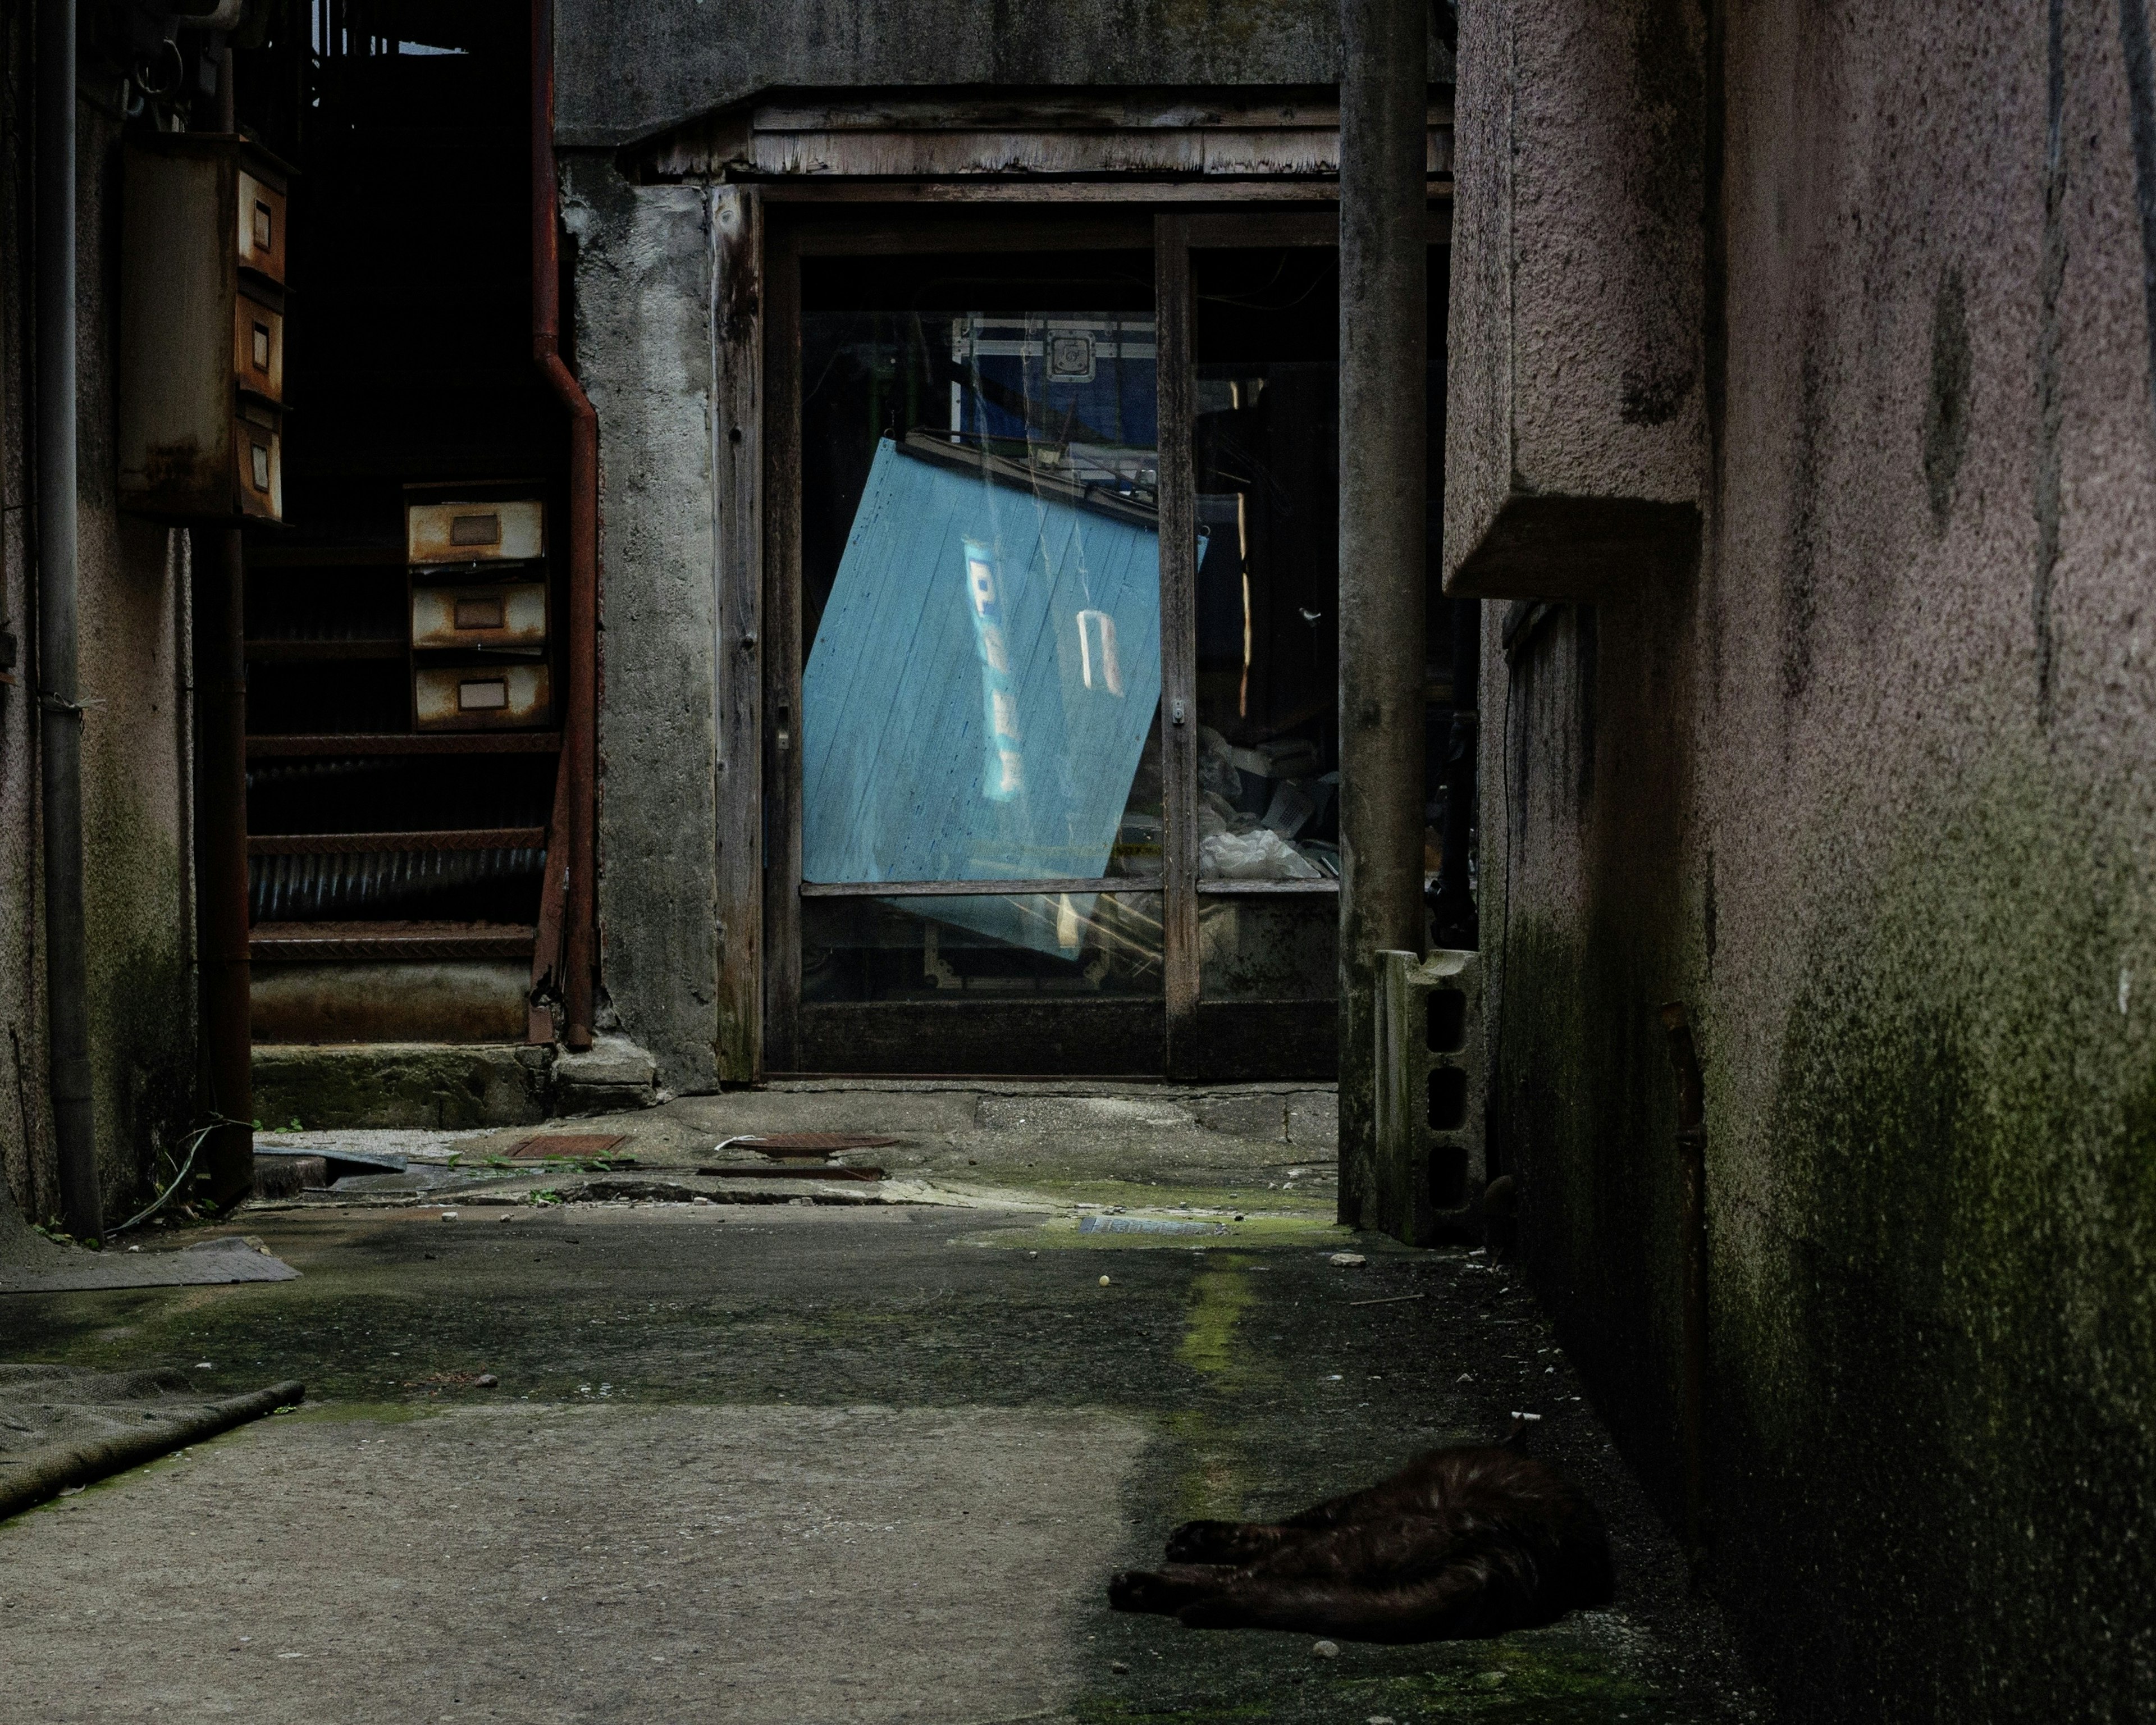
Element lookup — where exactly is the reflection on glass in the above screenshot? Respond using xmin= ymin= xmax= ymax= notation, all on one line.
xmin=1191 ymin=249 xmax=1342 ymax=887
xmin=798 ymin=254 xmax=1162 ymax=973
xmin=803 ymin=893 xmax=1163 ymax=1001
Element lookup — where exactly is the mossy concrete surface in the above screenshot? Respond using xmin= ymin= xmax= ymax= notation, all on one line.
xmin=0 ymin=1096 xmax=1767 ymax=1722
xmin=252 ymin=1042 xmax=553 ymax=1130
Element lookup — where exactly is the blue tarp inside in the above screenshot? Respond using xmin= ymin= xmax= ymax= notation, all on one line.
xmin=801 ymin=438 xmax=1164 ymax=957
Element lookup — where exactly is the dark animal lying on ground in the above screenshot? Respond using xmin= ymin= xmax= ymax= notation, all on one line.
xmin=1107 ymin=1431 xmax=1613 ymax=1643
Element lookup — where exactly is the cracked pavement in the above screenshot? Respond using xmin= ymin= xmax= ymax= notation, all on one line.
xmin=1 ymin=1084 xmax=1769 ymax=1722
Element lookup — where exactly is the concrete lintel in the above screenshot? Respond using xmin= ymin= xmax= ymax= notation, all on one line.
xmin=1445 ymin=494 xmax=1702 ymax=600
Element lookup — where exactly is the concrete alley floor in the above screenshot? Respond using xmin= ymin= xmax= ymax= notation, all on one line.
xmin=1 ymin=1084 xmax=1769 ymax=1724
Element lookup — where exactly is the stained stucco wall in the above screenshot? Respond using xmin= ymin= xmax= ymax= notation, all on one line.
xmin=1477 ymin=1 xmax=2156 ymax=1717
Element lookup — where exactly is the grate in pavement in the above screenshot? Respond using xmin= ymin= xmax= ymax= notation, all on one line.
xmin=506 ymin=1133 xmax=628 ymax=1160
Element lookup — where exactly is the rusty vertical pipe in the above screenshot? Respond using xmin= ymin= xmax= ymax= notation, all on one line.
xmin=195 ymin=528 xmax=252 ymax=1208
xmin=1336 ymin=0 xmax=1428 ymax=1222
xmin=1660 ymin=1001 xmax=1710 ymax=1567
xmin=532 ymin=0 xmax=596 ymax=1051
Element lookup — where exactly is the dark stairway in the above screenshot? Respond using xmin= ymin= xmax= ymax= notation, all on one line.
xmin=236 ymin=5 xmax=570 ymax=1046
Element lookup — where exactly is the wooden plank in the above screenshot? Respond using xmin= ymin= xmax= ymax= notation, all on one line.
xmin=764 ymin=181 xmax=1455 ymax=207
xmin=761 ymin=220 xmax=805 ymax=1073
xmin=712 ymin=184 xmax=765 ymax=1082
xmin=747 ymin=95 xmax=1458 ymax=133
xmin=249 ymin=921 xmax=538 ymax=963
xmin=1183 ymin=208 xmax=1454 ymax=249
xmin=245 ymin=732 xmax=562 ymax=757
xmin=1196 ymin=879 xmax=1342 ymax=895
xmin=766 ymin=182 xmax=1336 ymax=208
xmin=248 ymin=828 xmax=545 ymax=855
xmin=789 ymin=213 xmax=1154 ymax=255
xmin=1154 ymin=215 xmax=1202 ymax=1078
xmin=794 ymin=998 xmax=1165 ymax=1076
xmin=802 ymin=878 xmax=1135 ymax=899
xmin=1190 ymin=998 xmax=1337 ymax=1081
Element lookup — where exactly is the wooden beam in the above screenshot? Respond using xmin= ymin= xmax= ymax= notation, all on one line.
xmin=712 ymin=184 xmax=765 ymax=1082
xmin=761 ymin=221 xmax=804 ymax=1074
xmin=1154 ymin=214 xmax=1201 ymax=1078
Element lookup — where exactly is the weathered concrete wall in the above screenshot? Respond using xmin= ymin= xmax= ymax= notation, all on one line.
xmin=1477 ymin=1 xmax=2156 ymax=1718
xmin=77 ymin=98 xmax=199 ymax=1220
xmin=562 ymin=165 xmax=721 ymax=1096
xmin=554 ymin=0 xmax=1449 ymax=148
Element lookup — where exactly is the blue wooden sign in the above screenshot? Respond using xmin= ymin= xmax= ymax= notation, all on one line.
xmin=801 ymin=438 xmax=1164 ymax=957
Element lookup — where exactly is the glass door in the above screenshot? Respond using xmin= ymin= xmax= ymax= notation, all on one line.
xmin=764 ymin=211 xmax=1417 ymax=1079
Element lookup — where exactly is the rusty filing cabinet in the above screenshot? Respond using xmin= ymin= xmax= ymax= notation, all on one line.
xmin=407 ymin=499 xmax=553 ymax=730
xmin=118 ymin=135 xmax=290 ymax=522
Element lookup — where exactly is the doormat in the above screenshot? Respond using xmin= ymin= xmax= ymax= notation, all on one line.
xmin=712 ymin=1133 xmax=898 ymax=1158
xmin=506 ymin=1133 xmax=628 ymax=1160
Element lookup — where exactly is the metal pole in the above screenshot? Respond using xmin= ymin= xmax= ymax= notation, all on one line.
xmin=194 ymin=527 xmax=253 ymax=1208
xmin=37 ymin=0 xmax=101 ymax=1240
xmin=1337 ymin=0 xmax=1428 ymax=1224
xmin=532 ymin=0 xmax=597 ymax=1051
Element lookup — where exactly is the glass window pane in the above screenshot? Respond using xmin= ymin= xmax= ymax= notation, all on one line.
xmin=797 ymin=254 xmax=1163 ymax=959
xmin=803 ymin=892 xmax=1163 ymax=1001
xmin=1187 ymin=246 xmax=1341 ymax=1007
xmin=1191 ymin=248 xmax=1341 ymax=890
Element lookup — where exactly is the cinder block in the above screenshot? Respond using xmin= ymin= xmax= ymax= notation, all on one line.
xmin=1373 ymin=949 xmax=1486 ymax=1245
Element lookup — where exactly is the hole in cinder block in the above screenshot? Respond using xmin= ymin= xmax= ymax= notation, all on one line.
xmin=1428 ymin=1143 xmax=1468 ymax=1210
xmin=1427 ymin=1066 xmax=1468 ymax=1131
xmin=1426 ymin=988 xmax=1467 ymax=1053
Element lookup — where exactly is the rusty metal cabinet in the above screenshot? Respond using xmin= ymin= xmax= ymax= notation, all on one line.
xmin=406 ymin=498 xmax=553 ymax=730
xmin=118 ymin=135 xmax=290 ymax=522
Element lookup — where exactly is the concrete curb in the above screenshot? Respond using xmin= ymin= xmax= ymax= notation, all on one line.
xmin=0 ymin=1379 xmax=305 ymax=1522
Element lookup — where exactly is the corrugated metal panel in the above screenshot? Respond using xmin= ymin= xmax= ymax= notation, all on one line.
xmin=801 ymin=438 xmax=1162 ymax=956
xmin=249 ymin=846 xmax=543 ymax=922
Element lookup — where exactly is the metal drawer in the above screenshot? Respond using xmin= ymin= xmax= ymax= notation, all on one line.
xmin=236 ymin=170 xmax=286 ymax=285
xmin=234 ymin=405 xmax=282 ymax=520
xmin=413 ymin=662 xmax=554 ymax=731
xmin=411 ymin=582 xmax=548 ymax=651
xmin=407 ymin=499 xmax=545 ymax=566
xmin=234 ymin=292 xmax=284 ymax=402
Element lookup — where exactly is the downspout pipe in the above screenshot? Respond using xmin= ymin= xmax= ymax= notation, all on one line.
xmin=1660 ymin=1001 xmax=1711 ymax=1569
xmin=531 ymin=0 xmax=596 ymax=1051
xmin=191 ymin=41 xmax=253 ymax=1213
xmin=38 ymin=0 xmax=101 ymax=1239
xmin=1336 ymin=0 xmax=1428 ymax=1222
